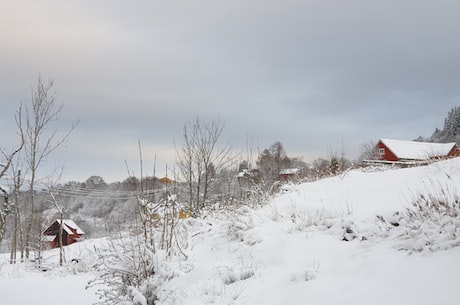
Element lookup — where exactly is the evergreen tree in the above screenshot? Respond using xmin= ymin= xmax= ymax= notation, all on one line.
xmin=430 ymin=106 xmax=460 ymax=144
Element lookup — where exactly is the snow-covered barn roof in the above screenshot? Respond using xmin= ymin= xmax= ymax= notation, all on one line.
xmin=57 ymin=219 xmax=84 ymax=235
xmin=379 ymin=138 xmax=457 ymax=160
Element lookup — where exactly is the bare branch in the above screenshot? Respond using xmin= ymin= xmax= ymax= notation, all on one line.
xmin=22 ymin=75 xmax=78 ymax=259
xmin=175 ymin=117 xmax=234 ymax=211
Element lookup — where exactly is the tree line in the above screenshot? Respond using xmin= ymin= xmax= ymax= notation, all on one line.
xmin=0 ymin=76 xmax=356 ymax=260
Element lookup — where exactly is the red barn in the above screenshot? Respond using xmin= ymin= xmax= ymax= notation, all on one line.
xmin=43 ymin=219 xmax=84 ymax=249
xmin=376 ymin=138 xmax=460 ymax=162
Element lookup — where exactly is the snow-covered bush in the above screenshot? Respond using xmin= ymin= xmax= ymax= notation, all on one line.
xmin=215 ymin=255 xmax=256 ymax=285
xmin=89 ymin=191 xmax=191 ymax=305
xmin=200 ymin=281 xmax=247 ymax=305
xmin=204 ymin=205 xmax=255 ymax=242
xmin=376 ymin=188 xmax=460 ymax=253
xmin=88 ymin=234 xmax=160 ymax=305
xmin=341 ymin=218 xmax=358 ymax=242
xmin=225 ymin=215 xmax=254 ymax=243
xmin=288 ymin=203 xmax=332 ymax=232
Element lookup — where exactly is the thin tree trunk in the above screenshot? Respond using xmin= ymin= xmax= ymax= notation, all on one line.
xmin=10 ymin=171 xmax=21 ymax=264
xmin=25 ymin=168 xmax=36 ymax=259
xmin=59 ymin=214 xmax=63 ymax=266
xmin=168 ymin=200 xmax=176 ymax=256
xmin=10 ymin=213 xmax=16 ymax=264
xmin=0 ymin=188 xmax=8 ymax=245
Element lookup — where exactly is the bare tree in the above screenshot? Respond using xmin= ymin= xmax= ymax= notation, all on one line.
xmin=256 ymin=141 xmax=291 ymax=191
xmin=48 ymin=187 xmax=64 ymax=266
xmin=43 ymin=173 xmax=66 ymax=266
xmin=9 ymin=167 xmax=24 ymax=264
xmin=175 ymin=117 xmax=233 ymax=212
xmin=125 ymin=140 xmax=158 ymax=248
xmin=358 ymin=140 xmax=379 ymax=162
xmin=311 ymin=157 xmax=330 ymax=179
xmin=326 ymin=143 xmax=351 ymax=176
xmin=23 ymin=76 xmax=78 ymax=258
xmin=0 ymin=105 xmax=24 ymax=245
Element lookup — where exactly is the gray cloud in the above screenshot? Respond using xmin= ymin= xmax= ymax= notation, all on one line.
xmin=1 ymin=0 xmax=460 ymax=182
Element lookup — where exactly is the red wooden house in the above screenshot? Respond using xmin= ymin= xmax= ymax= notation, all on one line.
xmin=43 ymin=219 xmax=84 ymax=249
xmin=376 ymin=138 xmax=460 ymax=163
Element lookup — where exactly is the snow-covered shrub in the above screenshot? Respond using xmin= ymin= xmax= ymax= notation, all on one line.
xmin=376 ymin=189 xmax=460 ymax=253
xmin=201 ymin=281 xmax=247 ymax=305
xmin=265 ymin=202 xmax=282 ymax=221
xmin=341 ymin=218 xmax=358 ymax=241
xmin=207 ymin=206 xmax=254 ymax=242
xmin=215 ymin=255 xmax=256 ymax=285
xmin=226 ymin=217 xmax=254 ymax=242
xmin=89 ymin=195 xmax=191 ymax=305
xmin=288 ymin=203 xmax=332 ymax=232
xmin=88 ymin=235 xmax=160 ymax=305
xmin=216 ymin=263 xmax=254 ymax=286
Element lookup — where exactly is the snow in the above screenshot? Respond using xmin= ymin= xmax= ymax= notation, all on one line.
xmin=155 ymin=158 xmax=460 ymax=305
xmin=59 ymin=219 xmax=85 ymax=235
xmin=0 ymin=273 xmax=98 ymax=305
xmin=0 ymin=184 xmax=11 ymax=193
xmin=2 ymin=158 xmax=460 ymax=304
xmin=44 ymin=219 xmax=85 ymax=235
xmin=380 ymin=138 xmax=457 ymax=160
xmin=279 ymin=168 xmax=299 ymax=175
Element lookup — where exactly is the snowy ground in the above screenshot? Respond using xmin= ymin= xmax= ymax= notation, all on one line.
xmin=2 ymin=158 xmax=460 ymax=304
xmin=0 ymin=239 xmax=107 ymax=305
xmin=0 ymin=273 xmax=98 ymax=305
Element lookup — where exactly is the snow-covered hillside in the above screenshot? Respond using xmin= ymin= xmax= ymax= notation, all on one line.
xmin=2 ymin=158 xmax=460 ymax=305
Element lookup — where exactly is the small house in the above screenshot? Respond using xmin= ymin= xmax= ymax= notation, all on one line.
xmin=43 ymin=219 xmax=84 ymax=249
xmin=279 ymin=168 xmax=300 ymax=182
xmin=237 ymin=169 xmax=260 ymax=187
xmin=375 ymin=138 xmax=460 ymax=164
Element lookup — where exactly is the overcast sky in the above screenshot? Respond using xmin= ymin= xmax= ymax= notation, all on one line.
xmin=1 ymin=0 xmax=459 ymax=183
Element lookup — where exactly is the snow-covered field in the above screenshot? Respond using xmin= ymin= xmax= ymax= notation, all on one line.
xmin=2 ymin=158 xmax=460 ymax=305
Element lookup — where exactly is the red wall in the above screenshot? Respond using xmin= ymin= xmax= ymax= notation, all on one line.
xmin=50 ymin=233 xmax=82 ymax=249
xmin=377 ymin=141 xmax=399 ymax=161
xmin=448 ymin=146 xmax=460 ymax=158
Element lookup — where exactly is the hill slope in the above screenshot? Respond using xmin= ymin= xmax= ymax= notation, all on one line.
xmin=156 ymin=159 xmax=460 ymax=304
xmin=2 ymin=158 xmax=460 ymax=305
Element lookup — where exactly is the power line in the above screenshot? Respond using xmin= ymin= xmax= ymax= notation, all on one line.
xmin=50 ymin=186 xmax=165 ymax=200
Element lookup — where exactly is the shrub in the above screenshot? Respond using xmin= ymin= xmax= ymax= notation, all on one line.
xmin=376 ymin=188 xmax=460 ymax=253
xmin=215 ymin=256 xmax=256 ymax=285
xmin=88 ymin=235 xmax=159 ymax=305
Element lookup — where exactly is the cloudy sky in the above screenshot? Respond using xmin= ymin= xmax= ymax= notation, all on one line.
xmin=1 ymin=0 xmax=459 ymax=183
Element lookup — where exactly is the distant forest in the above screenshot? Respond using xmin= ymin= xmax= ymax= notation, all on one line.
xmin=416 ymin=106 xmax=460 ymax=144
